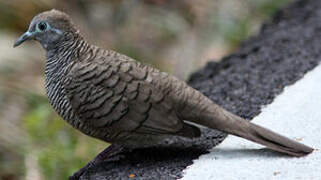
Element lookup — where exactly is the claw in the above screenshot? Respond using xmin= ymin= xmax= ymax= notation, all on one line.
xmin=69 ymin=144 xmax=126 ymax=179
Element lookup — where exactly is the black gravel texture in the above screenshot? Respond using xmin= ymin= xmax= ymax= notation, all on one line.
xmin=80 ymin=0 xmax=321 ymax=179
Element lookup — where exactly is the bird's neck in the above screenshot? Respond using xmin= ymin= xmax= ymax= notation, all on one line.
xmin=44 ymin=33 xmax=91 ymax=95
xmin=44 ymin=33 xmax=90 ymax=121
xmin=47 ymin=32 xmax=88 ymax=59
xmin=46 ymin=33 xmax=90 ymax=75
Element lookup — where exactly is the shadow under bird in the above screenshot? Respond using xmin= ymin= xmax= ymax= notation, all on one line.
xmin=14 ymin=9 xmax=313 ymax=179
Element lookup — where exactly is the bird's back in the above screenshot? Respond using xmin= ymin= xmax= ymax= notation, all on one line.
xmin=45 ymin=44 xmax=201 ymax=145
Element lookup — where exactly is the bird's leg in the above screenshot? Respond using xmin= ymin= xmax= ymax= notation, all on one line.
xmin=69 ymin=144 xmax=126 ymax=180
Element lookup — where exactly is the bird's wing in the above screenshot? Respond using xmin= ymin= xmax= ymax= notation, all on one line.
xmin=63 ymin=56 xmax=199 ymax=138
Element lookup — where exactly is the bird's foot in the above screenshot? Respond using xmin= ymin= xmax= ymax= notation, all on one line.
xmin=69 ymin=162 xmax=94 ymax=180
xmin=69 ymin=144 xmax=126 ymax=180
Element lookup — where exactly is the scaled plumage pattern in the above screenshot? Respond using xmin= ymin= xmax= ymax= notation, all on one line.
xmin=14 ymin=9 xmax=313 ymax=179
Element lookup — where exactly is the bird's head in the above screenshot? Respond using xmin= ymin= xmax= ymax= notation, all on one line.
xmin=14 ymin=9 xmax=78 ymax=50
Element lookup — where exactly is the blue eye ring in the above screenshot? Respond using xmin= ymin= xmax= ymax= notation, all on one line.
xmin=37 ymin=22 xmax=48 ymax=32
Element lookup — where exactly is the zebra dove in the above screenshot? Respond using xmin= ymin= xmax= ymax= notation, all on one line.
xmin=14 ymin=10 xmax=313 ymax=179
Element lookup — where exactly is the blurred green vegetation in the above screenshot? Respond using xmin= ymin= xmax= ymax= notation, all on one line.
xmin=23 ymin=93 xmax=106 ymax=180
xmin=0 ymin=0 xmax=291 ymax=179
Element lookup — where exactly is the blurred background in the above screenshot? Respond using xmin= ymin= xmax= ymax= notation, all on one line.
xmin=0 ymin=0 xmax=291 ymax=179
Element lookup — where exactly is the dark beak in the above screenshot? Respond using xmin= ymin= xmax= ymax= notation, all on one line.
xmin=13 ymin=31 xmax=34 ymax=47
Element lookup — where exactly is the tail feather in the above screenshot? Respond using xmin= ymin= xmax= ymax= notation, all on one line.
xmin=244 ymin=122 xmax=313 ymax=157
xmin=196 ymin=107 xmax=314 ymax=157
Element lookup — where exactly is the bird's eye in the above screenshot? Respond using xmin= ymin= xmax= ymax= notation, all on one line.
xmin=37 ymin=22 xmax=48 ymax=31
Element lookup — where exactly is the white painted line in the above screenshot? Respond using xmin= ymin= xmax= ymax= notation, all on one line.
xmin=181 ymin=64 xmax=321 ymax=180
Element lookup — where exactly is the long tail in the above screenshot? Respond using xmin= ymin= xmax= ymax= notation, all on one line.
xmin=195 ymin=105 xmax=314 ymax=157
xmin=243 ymin=121 xmax=313 ymax=157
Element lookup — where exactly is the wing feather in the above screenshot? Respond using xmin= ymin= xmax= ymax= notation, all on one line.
xmin=63 ymin=56 xmax=199 ymax=140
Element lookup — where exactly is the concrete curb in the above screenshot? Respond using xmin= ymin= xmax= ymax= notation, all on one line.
xmin=182 ymin=64 xmax=321 ymax=180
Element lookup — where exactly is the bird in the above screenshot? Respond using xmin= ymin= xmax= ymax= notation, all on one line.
xmin=14 ymin=9 xmax=313 ymax=179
